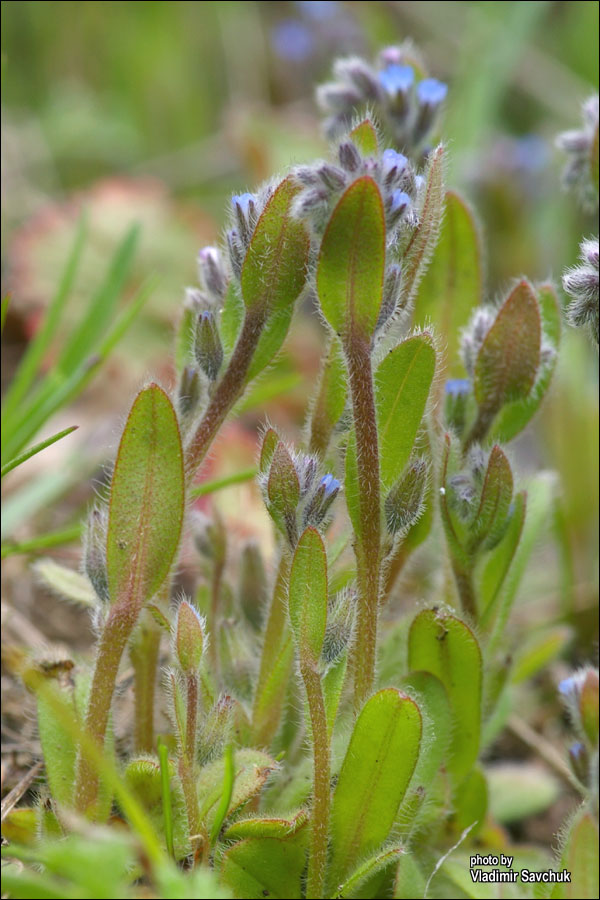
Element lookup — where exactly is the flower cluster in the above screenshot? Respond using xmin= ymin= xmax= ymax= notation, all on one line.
xmin=260 ymin=434 xmax=341 ymax=547
xmin=317 ymin=44 xmax=447 ymax=160
xmin=556 ymin=94 xmax=599 ymax=211
xmin=293 ymin=144 xmax=421 ymax=242
xmin=562 ymin=236 xmax=599 ymax=344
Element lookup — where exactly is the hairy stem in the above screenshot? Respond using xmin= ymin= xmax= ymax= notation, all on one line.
xmin=75 ymin=600 xmax=138 ymax=813
xmin=452 ymin=563 xmax=477 ymax=621
xmin=346 ymin=335 xmax=381 ymax=709
xmin=301 ymin=662 xmax=331 ymax=900
xmin=186 ymin=309 xmax=265 ymax=476
xmin=463 ymin=404 xmax=496 ymax=453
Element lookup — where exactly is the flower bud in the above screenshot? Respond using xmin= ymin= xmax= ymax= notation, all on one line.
xmin=232 ymin=192 xmax=256 ymax=247
xmin=303 ymin=473 xmax=341 ymax=530
xmin=192 ymin=510 xmax=227 ymax=565
xmin=385 ymin=458 xmax=428 ymax=535
xmin=316 ymin=162 xmax=347 ymax=192
xmin=376 ymin=263 xmax=403 ymax=330
xmin=559 ymin=667 xmax=599 ymax=748
xmin=444 ymin=379 xmax=471 ymax=436
xmin=563 ymin=236 xmax=599 ymax=344
xmin=414 ymin=78 xmax=448 ymax=143
xmin=194 ymin=310 xmax=224 ymax=381
xmin=84 ymin=506 xmax=109 ymax=604
xmin=226 ymin=229 xmax=244 ymax=279
xmin=266 ymin=441 xmax=301 ymax=546
xmin=569 ymin=742 xmax=589 ymax=783
xmin=175 ymin=600 xmax=204 ymax=674
xmin=338 ymin=140 xmax=361 ymax=172
xmin=333 ymin=56 xmax=380 ymax=100
xmin=177 ymin=365 xmax=202 ymax=419
xmin=322 ymin=588 xmax=355 ymax=665
xmin=197 ymin=246 xmax=228 ymax=301
xmin=197 ymin=694 xmax=234 ymax=765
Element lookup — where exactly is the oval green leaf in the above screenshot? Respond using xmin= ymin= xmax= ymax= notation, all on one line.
xmin=329 ymin=688 xmax=422 ymax=887
xmin=349 ymin=119 xmax=379 ymax=156
xmin=408 ymin=609 xmax=482 ymax=785
xmin=474 ymin=280 xmax=541 ymax=415
xmin=289 ymin=527 xmax=328 ymax=664
xmin=221 ymin=837 xmax=306 ymax=900
xmin=317 ymin=176 xmax=385 ymax=339
xmin=414 ymin=190 xmax=482 ymax=374
xmin=106 ymin=384 xmax=184 ymax=607
xmin=376 ymin=333 xmax=436 ymax=489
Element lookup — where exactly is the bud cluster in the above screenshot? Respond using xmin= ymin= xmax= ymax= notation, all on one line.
xmin=317 ymin=44 xmax=448 ymax=160
xmin=226 ymin=185 xmax=275 ymax=279
xmin=259 ymin=432 xmax=341 ymax=547
xmin=460 ymin=307 xmax=497 ymax=378
xmin=556 ymin=94 xmax=599 ymax=211
xmin=321 ymin=587 xmax=355 ymax=666
xmin=293 ymin=142 xmax=420 ymax=244
xmin=384 ymin=457 xmax=429 ymax=535
xmin=563 ymin=236 xmax=599 ymax=344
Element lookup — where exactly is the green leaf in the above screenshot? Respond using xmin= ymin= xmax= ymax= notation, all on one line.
xmin=394 ymin=853 xmax=426 ymax=899
xmin=488 ymin=473 xmax=556 ymax=653
xmin=511 ymin=626 xmax=572 ymax=684
xmin=323 ymin=652 xmax=348 ymax=739
xmin=241 ymin=177 xmax=310 ymax=379
xmin=0 ymin=294 xmax=10 ymax=335
xmin=334 ymin=846 xmax=404 ymax=899
xmin=197 ymin=749 xmax=277 ymax=829
xmin=1 ymin=217 xmax=87 ymax=426
xmin=479 ymin=490 xmax=526 ymax=627
xmin=317 ymin=176 xmax=385 ymax=339
xmin=487 ymin=763 xmax=559 ymax=825
xmin=308 ymin=337 xmax=347 ymax=457
xmin=474 ymin=280 xmax=541 ymax=416
xmin=349 ymin=119 xmax=379 ymax=156
xmin=289 ymin=527 xmax=328 ymax=664
xmin=469 ymin=444 xmax=513 ymax=552
xmin=329 ymin=688 xmax=422 ymax=887
xmin=398 ymin=671 xmax=452 ymax=812
xmin=414 ymin=190 xmax=482 ymax=374
xmin=210 ymin=744 xmax=235 ymax=844
xmin=224 ymin=811 xmax=308 ymax=843
xmin=376 ymin=333 xmax=436 ymax=489
xmin=452 ymin=766 xmax=487 ymax=835
xmin=562 ymin=811 xmax=599 ymax=900
xmin=1 ymin=425 xmax=78 ymax=479
xmin=490 ymin=283 xmax=561 ymax=443
xmin=124 ymin=755 xmax=189 ymax=858
xmin=399 ymin=144 xmax=445 ymax=310
xmin=106 ymin=384 xmax=184 ymax=607
xmin=32 ymin=558 xmax=97 ymax=608
xmin=266 ymin=442 xmax=300 ymax=542
xmin=408 ymin=609 xmax=482 ymax=784
xmin=221 ymin=837 xmax=306 ymax=899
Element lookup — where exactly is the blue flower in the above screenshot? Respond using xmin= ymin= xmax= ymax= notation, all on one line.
xmin=379 ymin=64 xmax=414 ymax=95
xmin=271 ymin=20 xmax=314 ymax=63
xmin=417 ymin=78 xmax=448 ymax=107
xmin=445 ymin=378 xmax=471 ymax=396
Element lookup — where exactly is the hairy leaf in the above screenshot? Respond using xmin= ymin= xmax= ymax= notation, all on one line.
xmin=376 ymin=333 xmax=436 ymax=489
xmin=106 ymin=384 xmax=184 ymax=607
xmin=414 ymin=190 xmax=482 ymax=373
xmin=221 ymin=837 xmax=305 ymax=899
xmin=474 ymin=280 xmax=541 ymax=415
xmin=408 ymin=609 xmax=482 ymax=784
xmin=317 ymin=176 xmax=386 ymax=339
xmin=289 ymin=527 xmax=328 ymax=664
xmin=329 ymin=688 xmax=421 ymax=886
xmin=349 ymin=119 xmax=379 ymax=156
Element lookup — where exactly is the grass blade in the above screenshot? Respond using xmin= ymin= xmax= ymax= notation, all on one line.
xmin=1 ymin=425 xmax=78 ymax=479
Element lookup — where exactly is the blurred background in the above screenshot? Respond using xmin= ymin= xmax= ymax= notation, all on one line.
xmin=1 ymin=1 xmax=598 ymax=830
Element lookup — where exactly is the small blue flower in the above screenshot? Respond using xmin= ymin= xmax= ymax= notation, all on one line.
xmin=417 ymin=78 xmax=448 ymax=107
xmin=389 ymin=190 xmax=411 ymax=215
xmin=382 ymin=148 xmax=408 ymax=174
xmin=271 ymin=20 xmax=314 ymax=62
xmin=445 ymin=378 xmax=471 ymax=396
xmin=321 ymin=474 xmax=340 ymax=497
xmin=232 ymin=193 xmax=255 ymax=216
xmin=379 ymin=64 xmax=414 ymax=95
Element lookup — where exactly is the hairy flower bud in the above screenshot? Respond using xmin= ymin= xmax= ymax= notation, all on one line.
xmin=559 ymin=667 xmax=599 ymax=748
xmin=177 ymin=365 xmax=202 ymax=419
xmin=444 ymin=378 xmax=471 ymax=436
xmin=385 ymin=458 xmax=428 ymax=534
xmin=563 ymin=236 xmax=599 ymax=344
xmin=194 ymin=310 xmax=224 ymax=381
xmin=175 ymin=600 xmax=204 ymax=674
xmin=197 ymin=246 xmax=228 ymax=301
xmin=84 ymin=506 xmax=109 ymax=604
